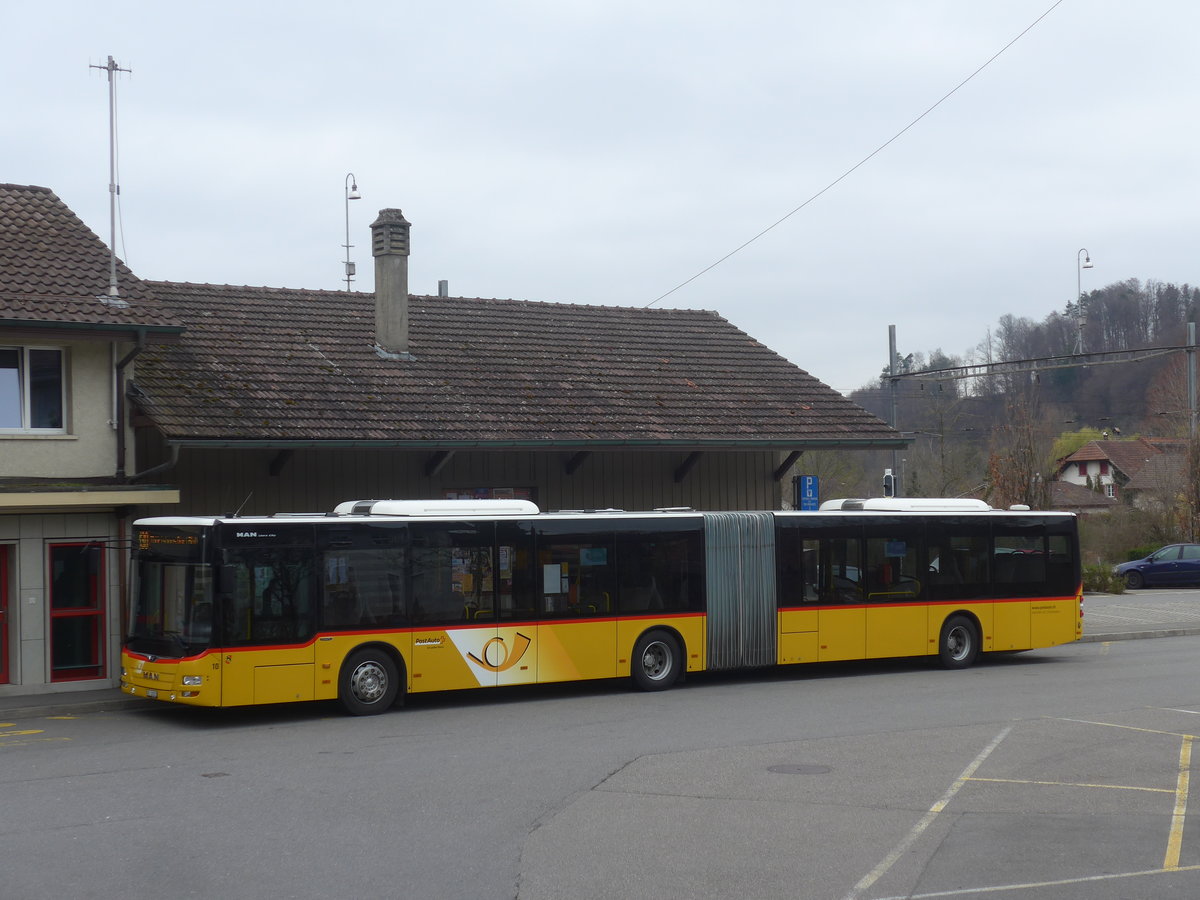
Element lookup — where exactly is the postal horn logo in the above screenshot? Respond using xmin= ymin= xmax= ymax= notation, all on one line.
xmin=468 ymin=633 xmax=532 ymax=672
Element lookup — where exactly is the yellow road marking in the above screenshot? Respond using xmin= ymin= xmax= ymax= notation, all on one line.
xmin=841 ymin=725 xmax=1012 ymax=900
xmin=0 ymin=737 xmax=69 ymax=747
xmin=0 ymin=729 xmax=43 ymax=737
xmin=966 ymin=776 xmax=1173 ymax=794
xmin=1164 ymin=735 xmax=1192 ymax=870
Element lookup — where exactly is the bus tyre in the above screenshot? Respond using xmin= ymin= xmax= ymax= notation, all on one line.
xmin=938 ymin=615 xmax=979 ymax=670
xmin=632 ymin=631 xmax=682 ymax=691
xmin=339 ymin=648 xmax=400 ymax=715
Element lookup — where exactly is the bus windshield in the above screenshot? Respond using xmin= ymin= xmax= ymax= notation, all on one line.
xmin=127 ymin=526 xmax=213 ymax=658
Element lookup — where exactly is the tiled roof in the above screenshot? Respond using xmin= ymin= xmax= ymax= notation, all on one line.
xmin=0 ymin=184 xmax=181 ymax=333
xmin=135 ymin=281 xmax=902 ymax=447
xmin=1049 ymin=480 xmax=1119 ymax=510
xmin=1060 ymin=439 xmax=1166 ymax=479
xmin=1124 ymin=453 xmax=1187 ymax=494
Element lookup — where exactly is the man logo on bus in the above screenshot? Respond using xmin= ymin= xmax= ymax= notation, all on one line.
xmin=468 ymin=632 xmax=532 ymax=673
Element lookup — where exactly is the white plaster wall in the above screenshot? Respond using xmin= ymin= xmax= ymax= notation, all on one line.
xmin=0 ymin=340 xmax=126 ymax=478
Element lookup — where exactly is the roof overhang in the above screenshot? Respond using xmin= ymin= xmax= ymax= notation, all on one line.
xmin=164 ymin=437 xmax=911 ymax=451
xmin=0 ymin=319 xmax=183 ymax=343
xmin=0 ymin=486 xmax=180 ymax=510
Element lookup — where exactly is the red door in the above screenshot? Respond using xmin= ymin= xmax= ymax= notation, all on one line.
xmin=48 ymin=543 xmax=106 ymax=681
xmin=0 ymin=546 xmax=9 ymax=684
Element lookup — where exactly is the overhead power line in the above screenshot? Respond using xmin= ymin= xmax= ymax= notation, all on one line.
xmin=645 ymin=0 xmax=1067 ymax=308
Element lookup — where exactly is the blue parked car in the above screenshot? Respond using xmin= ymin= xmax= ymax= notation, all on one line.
xmin=1114 ymin=544 xmax=1200 ymax=589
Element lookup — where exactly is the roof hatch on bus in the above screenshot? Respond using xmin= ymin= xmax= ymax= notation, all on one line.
xmin=819 ymin=497 xmax=993 ymax=512
xmin=332 ymin=499 xmax=542 ymax=517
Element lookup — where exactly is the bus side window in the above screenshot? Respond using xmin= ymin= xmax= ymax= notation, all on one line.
xmin=220 ymin=551 xmax=316 ymax=645
xmin=927 ymin=522 xmax=989 ymax=601
xmin=538 ymin=537 xmax=615 ymax=617
xmin=409 ymin=522 xmax=496 ymax=624
xmin=617 ymin=526 xmax=704 ymax=614
xmin=993 ymin=524 xmax=1047 ymax=597
xmin=865 ymin=536 xmax=922 ymax=602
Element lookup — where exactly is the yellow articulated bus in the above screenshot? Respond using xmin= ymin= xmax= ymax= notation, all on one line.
xmin=121 ymin=497 xmax=1081 ymax=715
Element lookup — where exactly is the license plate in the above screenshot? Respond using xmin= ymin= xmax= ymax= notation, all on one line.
xmin=147 ymin=689 xmax=158 ymax=699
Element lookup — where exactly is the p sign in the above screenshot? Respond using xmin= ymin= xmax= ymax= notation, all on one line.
xmin=797 ymin=475 xmax=819 ymax=511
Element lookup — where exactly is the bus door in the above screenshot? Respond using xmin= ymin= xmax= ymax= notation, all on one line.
xmin=862 ymin=523 xmax=927 ymax=659
xmin=218 ymin=532 xmax=317 ymax=706
xmin=411 ymin=521 xmax=535 ymax=690
xmin=816 ymin=526 xmax=866 ymax=661
xmin=487 ymin=522 xmax=538 ymax=686
xmin=532 ymin=522 xmax=616 ymax=683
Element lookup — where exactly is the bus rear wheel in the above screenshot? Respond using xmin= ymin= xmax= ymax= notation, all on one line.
xmin=632 ymin=631 xmax=682 ymax=691
xmin=938 ymin=615 xmax=979 ymax=670
xmin=339 ymin=648 xmax=400 ymax=715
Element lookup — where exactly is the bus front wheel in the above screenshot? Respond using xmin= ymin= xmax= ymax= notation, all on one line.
xmin=938 ymin=615 xmax=979 ymax=670
xmin=632 ymin=631 xmax=682 ymax=691
xmin=339 ymin=648 xmax=400 ymax=715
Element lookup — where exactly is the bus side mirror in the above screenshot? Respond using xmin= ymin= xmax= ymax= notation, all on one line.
xmin=217 ymin=564 xmax=238 ymax=595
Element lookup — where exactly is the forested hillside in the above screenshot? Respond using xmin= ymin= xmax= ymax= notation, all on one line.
xmin=795 ymin=279 xmax=1200 ymax=513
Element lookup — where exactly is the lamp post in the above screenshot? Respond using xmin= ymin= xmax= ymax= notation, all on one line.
xmin=343 ymin=173 xmax=361 ymax=290
xmin=1075 ymin=248 xmax=1093 ymax=355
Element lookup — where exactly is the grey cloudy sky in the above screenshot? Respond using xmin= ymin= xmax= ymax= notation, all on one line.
xmin=6 ymin=1 xmax=1196 ymax=394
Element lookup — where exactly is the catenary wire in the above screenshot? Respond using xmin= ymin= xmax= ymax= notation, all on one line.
xmin=645 ymin=0 xmax=1068 ymax=308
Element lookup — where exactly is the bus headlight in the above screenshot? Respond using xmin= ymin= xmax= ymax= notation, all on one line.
xmin=181 ymin=675 xmax=203 ymax=686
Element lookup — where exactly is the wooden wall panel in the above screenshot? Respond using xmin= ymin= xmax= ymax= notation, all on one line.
xmin=134 ymin=447 xmax=786 ymax=518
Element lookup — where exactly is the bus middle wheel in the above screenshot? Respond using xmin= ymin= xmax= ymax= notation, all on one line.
xmin=339 ymin=648 xmax=400 ymax=715
xmin=632 ymin=630 xmax=682 ymax=691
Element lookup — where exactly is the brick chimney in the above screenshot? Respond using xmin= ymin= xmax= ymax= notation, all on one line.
xmin=371 ymin=208 xmax=412 ymax=358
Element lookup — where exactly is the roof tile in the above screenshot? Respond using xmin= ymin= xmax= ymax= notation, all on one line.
xmin=136 ymin=281 xmax=900 ymax=446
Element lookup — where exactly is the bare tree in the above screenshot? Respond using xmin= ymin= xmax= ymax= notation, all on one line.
xmin=984 ymin=390 xmax=1054 ymax=509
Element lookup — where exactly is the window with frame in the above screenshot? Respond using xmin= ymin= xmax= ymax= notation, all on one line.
xmin=0 ymin=347 xmax=65 ymax=431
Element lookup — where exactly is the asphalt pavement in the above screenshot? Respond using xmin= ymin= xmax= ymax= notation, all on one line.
xmin=2 ymin=588 xmax=1196 ymax=722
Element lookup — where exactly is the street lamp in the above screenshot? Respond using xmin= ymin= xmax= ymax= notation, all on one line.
xmin=1075 ymin=248 xmax=1093 ymax=354
xmin=343 ymin=173 xmax=361 ymax=290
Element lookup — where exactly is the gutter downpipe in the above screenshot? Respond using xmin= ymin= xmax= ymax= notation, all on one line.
xmin=114 ymin=329 xmax=146 ymax=482
xmin=128 ymin=443 xmax=180 ymax=483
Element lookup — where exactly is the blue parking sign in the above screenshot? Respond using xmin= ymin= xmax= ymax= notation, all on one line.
xmin=799 ymin=475 xmax=819 ymax=511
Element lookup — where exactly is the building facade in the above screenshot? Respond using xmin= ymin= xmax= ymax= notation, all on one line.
xmin=0 ymin=184 xmax=181 ymax=697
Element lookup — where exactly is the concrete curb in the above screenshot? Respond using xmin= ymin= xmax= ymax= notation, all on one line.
xmin=1079 ymin=627 xmax=1200 ymax=643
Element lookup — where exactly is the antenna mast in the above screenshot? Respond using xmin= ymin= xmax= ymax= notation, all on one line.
xmin=90 ymin=55 xmax=131 ymax=302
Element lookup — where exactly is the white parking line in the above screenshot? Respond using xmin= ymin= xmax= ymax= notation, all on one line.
xmin=841 ymin=725 xmax=1013 ymax=900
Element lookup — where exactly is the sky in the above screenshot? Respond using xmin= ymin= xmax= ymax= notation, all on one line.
xmin=5 ymin=1 xmax=1198 ymax=396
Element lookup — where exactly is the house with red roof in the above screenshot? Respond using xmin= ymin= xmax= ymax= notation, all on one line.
xmin=1056 ymin=437 xmax=1187 ymax=506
